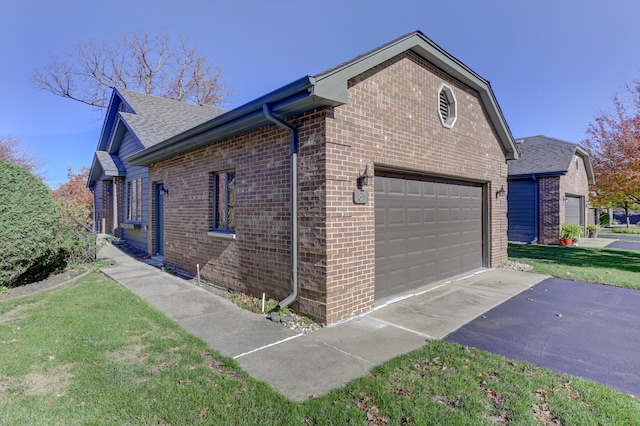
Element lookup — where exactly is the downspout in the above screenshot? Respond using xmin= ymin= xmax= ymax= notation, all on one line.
xmin=532 ymin=175 xmax=539 ymax=244
xmin=262 ymin=104 xmax=298 ymax=309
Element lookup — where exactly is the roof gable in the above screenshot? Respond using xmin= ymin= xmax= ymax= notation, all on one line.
xmin=88 ymin=88 xmax=226 ymax=188
xmin=115 ymin=88 xmax=227 ymax=149
xmin=128 ymin=31 xmax=519 ymax=166
xmin=508 ymin=135 xmax=595 ymax=184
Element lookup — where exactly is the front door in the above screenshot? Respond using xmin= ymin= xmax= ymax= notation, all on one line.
xmin=154 ymin=183 xmax=165 ymax=257
xmin=565 ymin=195 xmax=583 ymax=226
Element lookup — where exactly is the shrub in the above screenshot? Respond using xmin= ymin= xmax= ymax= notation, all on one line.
xmin=54 ymin=197 xmax=98 ymax=265
xmin=561 ymin=223 xmax=582 ymax=240
xmin=0 ymin=160 xmax=59 ymax=286
xmin=599 ymin=212 xmax=610 ymax=226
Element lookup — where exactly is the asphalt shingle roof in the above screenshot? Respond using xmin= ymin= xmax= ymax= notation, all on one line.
xmin=95 ymin=151 xmax=125 ymax=176
xmin=116 ymin=88 xmax=227 ymax=148
xmin=508 ymin=135 xmax=581 ymax=177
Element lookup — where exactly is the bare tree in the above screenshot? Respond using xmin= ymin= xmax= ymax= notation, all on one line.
xmin=32 ymin=31 xmax=231 ymax=109
xmin=0 ymin=135 xmax=42 ymax=175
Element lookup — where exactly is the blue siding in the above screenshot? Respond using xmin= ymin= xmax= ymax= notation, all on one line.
xmin=508 ymin=180 xmax=537 ymax=242
xmin=94 ymin=180 xmax=104 ymax=233
xmin=119 ymin=131 xmax=149 ymax=251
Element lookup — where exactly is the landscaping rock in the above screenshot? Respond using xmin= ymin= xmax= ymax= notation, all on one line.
xmin=499 ymin=261 xmax=533 ymax=272
xmin=267 ymin=312 xmax=282 ymax=323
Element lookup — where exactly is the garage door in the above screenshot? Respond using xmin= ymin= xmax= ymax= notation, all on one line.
xmin=375 ymin=174 xmax=484 ymax=300
xmin=507 ymin=180 xmax=537 ymax=242
xmin=565 ymin=196 xmax=582 ymax=225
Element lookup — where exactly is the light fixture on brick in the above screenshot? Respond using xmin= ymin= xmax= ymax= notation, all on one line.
xmin=159 ymin=184 xmax=169 ymax=195
xmin=496 ymin=185 xmax=506 ymax=198
xmin=356 ymin=165 xmax=373 ymax=189
xmin=354 ymin=165 xmax=373 ymax=204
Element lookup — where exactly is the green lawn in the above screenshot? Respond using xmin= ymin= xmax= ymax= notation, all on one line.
xmin=609 ymin=227 xmax=640 ymax=235
xmin=1 ymin=273 xmax=639 ymax=425
xmin=509 ymin=243 xmax=640 ymax=289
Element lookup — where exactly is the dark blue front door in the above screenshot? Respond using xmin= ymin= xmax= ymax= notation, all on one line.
xmin=155 ymin=183 xmax=164 ymax=256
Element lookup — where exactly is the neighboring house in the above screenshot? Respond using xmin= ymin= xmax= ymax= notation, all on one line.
xmin=507 ymin=135 xmax=595 ymax=244
xmin=88 ymin=88 xmax=225 ymax=252
xmin=612 ymin=206 xmax=640 ymax=226
xmin=124 ymin=31 xmax=519 ymax=324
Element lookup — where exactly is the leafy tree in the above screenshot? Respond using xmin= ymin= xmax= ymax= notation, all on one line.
xmin=32 ymin=31 xmax=231 ymax=109
xmin=583 ymin=79 xmax=640 ymax=227
xmin=51 ymin=166 xmax=97 ymax=265
xmin=0 ymin=159 xmax=59 ymax=286
xmin=0 ymin=135 xmax=42 ymax=175
xmin=51 ymin=166 xmax=93 ymax=226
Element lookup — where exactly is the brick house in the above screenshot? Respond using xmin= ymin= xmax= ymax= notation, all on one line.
xmin=125 ymin=31 xmax=519 ymax=324
xmin=88 ymin=88 xmax=224 ymax=252
xmin=507 ymin=135 xmax=595 ymax=244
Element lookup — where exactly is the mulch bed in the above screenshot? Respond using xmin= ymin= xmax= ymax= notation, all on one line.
xmin=0 ymin=242 xmax=147 ymax=302
xmin=112 ymin=241 xmax=151 ymax=261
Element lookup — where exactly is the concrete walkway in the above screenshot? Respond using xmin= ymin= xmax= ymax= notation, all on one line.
xmin=98 ymin=243 xmax=546 ymax=401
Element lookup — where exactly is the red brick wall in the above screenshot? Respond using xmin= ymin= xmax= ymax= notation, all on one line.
xmin=147 ymin=110 xmax=331 ymax=321
xmin=538 ymin=177 xmax=561 ymax=244
xmin=537 ymin=155 xmax=590 ymax=245
xmin=560 ymin=154 xmax=591 ymax=234
xmin=147 ymin=51 xmax=511 ymax=324
xmin=323 ymin=52 xmax=509 ymax=322
xmin=100 ymin=178 xmax=124 ymax=238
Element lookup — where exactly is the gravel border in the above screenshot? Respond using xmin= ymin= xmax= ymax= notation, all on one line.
xmin=499 ymin=260 xmax=533 ymax=272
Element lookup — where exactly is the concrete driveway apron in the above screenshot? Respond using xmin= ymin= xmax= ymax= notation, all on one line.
xmin=447 ymin=278 xmax=640 ymax=396
xmin=99 ymin=241 xmax=547 ymax=401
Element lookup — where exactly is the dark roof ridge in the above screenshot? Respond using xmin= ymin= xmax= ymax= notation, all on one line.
xmin=127 ymin=31 xmax=519 ymax=166
xmin=517 ymin=135 xmax=580 ymax=147
xmin=508 ymin=135 xmax=595 ymax=184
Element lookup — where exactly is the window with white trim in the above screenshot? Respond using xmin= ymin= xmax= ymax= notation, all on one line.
xmin=438 ymin=84 xmax=457 ymax=129
xmin=212 ymin=170 xmax=236 ymax=232
xmin=126 ymin=178 xmax=142 ymax=222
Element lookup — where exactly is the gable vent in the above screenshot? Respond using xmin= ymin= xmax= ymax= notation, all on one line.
xmin=439 ymin=91 xmax=450 ymax=120
xmin=437 ymin=84 xmax=457 ymax=129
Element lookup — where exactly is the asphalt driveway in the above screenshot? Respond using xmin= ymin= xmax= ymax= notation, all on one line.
xmin=446 ymin=277 xmax=640 ymax=396
xmin=599 ymin=233 xmax=640 ymax=251
xmin=605 ymin=240 xmax=640 ymax=251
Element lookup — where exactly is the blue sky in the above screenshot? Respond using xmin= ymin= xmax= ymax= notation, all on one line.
xmin=2 ymin=0 xmax=639 ymax=188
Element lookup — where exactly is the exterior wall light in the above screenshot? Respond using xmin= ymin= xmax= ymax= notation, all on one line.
xmin=496 ymin=185 xmax=506 ymax=198
xmin=357 ymin=165 xmax=373 ymax=189
xmin=160 ymin=184 xmax=169 ymax=195
xmin=354 ymin=165 xmax=373 ymax=204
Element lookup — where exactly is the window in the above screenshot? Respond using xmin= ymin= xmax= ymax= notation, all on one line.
xmin=213 ymin=170 xmax=235 ymax=232
xmin=437 ymin=84 xmax=457 ymax=129
xmin=127 ymin=178 xmax=142 ymax=222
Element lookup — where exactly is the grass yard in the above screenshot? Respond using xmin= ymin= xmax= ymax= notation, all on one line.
xmin=509 ymin=243 xmax=640 ymax=289
xmin=610 ymin=228 xmax=640 ymax=235
xmin=1 ymin=273 xmax=639 ymax=425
